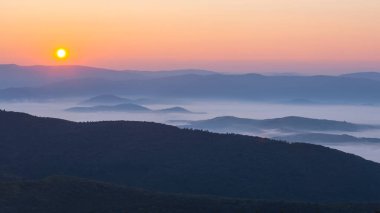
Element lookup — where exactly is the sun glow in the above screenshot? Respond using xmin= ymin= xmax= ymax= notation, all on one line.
xmin=56 ymin=48 xmax=68 ymax=59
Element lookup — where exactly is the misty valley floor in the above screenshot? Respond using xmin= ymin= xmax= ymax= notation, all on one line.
xmin=2 ymin=100 xmax=380 ymax=163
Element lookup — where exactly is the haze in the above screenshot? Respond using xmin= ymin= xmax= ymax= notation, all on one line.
xmin=3 ymin=99 xmax=380 ymax=163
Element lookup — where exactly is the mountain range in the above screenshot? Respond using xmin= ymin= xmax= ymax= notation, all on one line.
xmin=0 ymin=64 xmax=216 ymax=89
xmin=180 ymin=116 xmax=378 ymax=133
xmin=1 ymin=64 xmax=380 ymax=104
xmin=178 ymin=116 xmax=380 ymax=145
xmin=341 ymin=72 xmax=380 ymax=82
xmin=66 ymin=103 xmax=194 ymax=113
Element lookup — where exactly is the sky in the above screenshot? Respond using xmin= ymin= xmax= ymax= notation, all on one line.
xmin=0 ymin=0 xmax=379 ymax=73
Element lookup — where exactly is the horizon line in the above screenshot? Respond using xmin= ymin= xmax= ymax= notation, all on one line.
xmin=0 ymin=63 xmax=379 ymax=76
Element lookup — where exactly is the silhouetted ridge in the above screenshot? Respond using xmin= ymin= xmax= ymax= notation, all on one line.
xmin=66 ymin=103 xmax=151 ymax=112
xmin=0 ymin=64 xmax=218 ymax=90
xmin=341 ymin=72 xmax=380 ymax=82
xmin=184 ymin=116 xmax=376 ymax=132
xmin=2 ymin=71 xmax=380 ymax=104
xmin=156 ymin=106 xmax=193 ymax=113
xmin=1 ymin=110 xmax=380 ymax=203
xmin=66 ymin=103 xmax=195 ymax=113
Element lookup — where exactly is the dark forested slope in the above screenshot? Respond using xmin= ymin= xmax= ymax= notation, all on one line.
xmin=1 ymin=110 xmax=380 ymax=202
xmin=1 ymin=176 xmax=379 ymax=213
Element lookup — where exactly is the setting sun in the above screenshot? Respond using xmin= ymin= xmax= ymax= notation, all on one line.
xmin=56 ymin=48 xmax=68 ymax=59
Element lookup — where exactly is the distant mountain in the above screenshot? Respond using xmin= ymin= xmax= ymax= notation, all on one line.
xmin=0 ymin=64 xmax=120 ymax=89
xmin=182 ymin=116 xmax=377 ymax=134
xmin=66 ymin=103 xmax=151 ymax=112
xmin=275 ymin=133 xmax=380 ymax=144
xmin=79 ymin=95 xmax=191 ymax=108
xmin=341 ymin=72 xmax=380 ymax=82
xmin=2 ymin=70 xmax=380 ymax=104
xmin=146 ymin=69 xmax=218 ymax=77
xmin=2 ymin=176 xmax=379 ymax=213
xmin=156 ymin=106 xmax=193 ymax=113
xmin=79 ymin=94 xmax=131 ymax=105
xmin=66 ymin=103 xmax=195 ymax=114
xmin=0 ymin=64 xmax=217 ymax=89
xmin=1 ymin=110 xmax=380 ymax=202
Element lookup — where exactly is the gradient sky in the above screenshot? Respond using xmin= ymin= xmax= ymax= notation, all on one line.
xmin=1 ymin=0 xmax=379 ymax=73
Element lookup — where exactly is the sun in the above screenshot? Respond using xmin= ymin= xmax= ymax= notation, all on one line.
xmin=56 ymin=48 xmax=68 ymax=59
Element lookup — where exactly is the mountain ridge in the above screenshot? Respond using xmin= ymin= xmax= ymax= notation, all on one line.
xmin=66 ymin=103 xmax=195 ymax=114
xmin=1 ymin=110 xmax=380 ymax=202
xmin=182 ymin=116 xmax=378 ymax=133
xmin=1 ymin=65 xmax=380 ymax=104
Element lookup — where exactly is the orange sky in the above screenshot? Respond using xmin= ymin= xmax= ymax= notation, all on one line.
xmin=0 ymin=0 xmax=379 ymax=73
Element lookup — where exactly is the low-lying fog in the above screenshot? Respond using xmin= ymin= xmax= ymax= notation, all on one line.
xmin=328 ymin=143 xmax=380 ymax=163
xmin=2 ymin=100 xmax=380 ymax=163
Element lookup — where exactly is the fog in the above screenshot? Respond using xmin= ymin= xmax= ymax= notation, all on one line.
xmin=2 ymin=100 xmax=380 ymax=163
xmin=327 ymin=143 xmax=380 ymax=163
